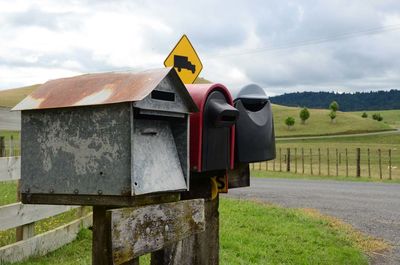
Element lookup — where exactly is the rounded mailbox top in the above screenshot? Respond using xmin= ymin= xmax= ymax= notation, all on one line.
xmin=236 ymin=84 xmax=268 ymax=101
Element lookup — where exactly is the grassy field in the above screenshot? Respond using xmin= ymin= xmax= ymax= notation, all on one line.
xmin=0 ymin=85 xmax=39 ymax=108
xmin=5 ymin=198 xmax=383 ymax=265
xmin=272 ymin=104 xmax=392 ymax=137
xmin=352 ymin=109 xmax=400 ymax=128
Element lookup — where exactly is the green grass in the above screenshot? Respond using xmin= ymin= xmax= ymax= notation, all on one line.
xmin=7 ymin=198 xmax=375 ymax=265
xmin=352 ymin=109 xmax=400 ymax=128
xmin=272 ymin=104 xmax=392 ymax=137
xmin=251 ymin=170 xmax=400 ymax=184
xmin=0 ymin=85 xmax=39 ymax=108
xmin=0 ymin=181 xmax=17 ymax=206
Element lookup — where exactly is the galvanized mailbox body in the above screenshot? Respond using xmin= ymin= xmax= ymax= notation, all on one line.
xmin=233 ymin=84 xmax=276 ymax=163
xmin=186 ymin=84 xmax=239 ymax=173
xmin=13 ymin=68 xmax=197 ymax=205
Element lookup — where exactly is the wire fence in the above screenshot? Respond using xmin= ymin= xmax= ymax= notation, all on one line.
xmin=251 ymin=147 xmax=399 ymax=180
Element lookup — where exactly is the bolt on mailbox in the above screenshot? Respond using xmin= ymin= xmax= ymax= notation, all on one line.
xmin=13 ymin=68 xmax=198 ymax=206
xmin=186 ymin=84 xmax=239 ymax=173
xmin=233 ymin=84 xmax=276 ymax=163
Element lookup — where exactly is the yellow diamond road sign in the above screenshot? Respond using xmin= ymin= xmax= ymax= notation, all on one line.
xmin=164 ymin=35 xmax=203 ymax=84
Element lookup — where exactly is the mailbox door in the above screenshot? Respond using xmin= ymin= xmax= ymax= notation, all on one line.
xmin=202 ymin=91 xmax=233 ymax=171
xmin=234 ymin=100 xmax=276 ymax=163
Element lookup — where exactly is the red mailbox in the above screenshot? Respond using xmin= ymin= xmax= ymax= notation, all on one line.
xmin=186 ymin=84 xmax=239 ymax=173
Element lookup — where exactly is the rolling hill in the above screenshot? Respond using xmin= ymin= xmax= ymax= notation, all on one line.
xmin=0 ymin=84 xmax=40 ymax=108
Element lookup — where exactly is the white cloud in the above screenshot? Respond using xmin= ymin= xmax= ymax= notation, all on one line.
xmin=0 ymin=0 xmax=400 ymax=94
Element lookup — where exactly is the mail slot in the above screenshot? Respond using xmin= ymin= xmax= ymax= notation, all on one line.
xmin=233 ymin=84 xmax=275 ymax=163
xmin=13 ymin=68 xmax=198 ymax=205
xmin=186 ymin=84 xmax=239 ymax=173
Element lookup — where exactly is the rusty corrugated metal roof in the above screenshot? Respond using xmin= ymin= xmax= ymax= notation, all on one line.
xmin=13 ymin=68 xmax=174 ymax=110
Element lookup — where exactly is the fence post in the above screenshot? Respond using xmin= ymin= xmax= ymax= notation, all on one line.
xmin=259 ymin=161 xmax=261 ymax=170
xmin=336 ymin=148 xmax=339 ymax=177
xmin=389 ymin=149 xmax=392 ymax=180
xmin=286 ymin=148 xmax=291 ymax=172
xmin=327 ymin=148 xmax=330 ymax=176
xmin=9 ymin=135 xmax=14 ymax=156
xmin=273 ymin=158 xmax=275 ymax=171
xmin=266 ymin=161 xmax=268 ymax=171
xmin=0 ymin=136 xmax=5 ymax=157
xmin=279 ymin=148 xmax=282 ymax=172
xmin=301 ymin=148 xmax=304 ymax=174
xmin=294 ymin=148 xmax=298 ymax=173
xmin=318 ymin=148 xmax=321 ymax=175
xmin=378 ymin=149 xmax=382 ymax=179
xmin=310 ymin=149 xmax=313 ymax=175
xmin=345 ymin=148 xmax=348 ymax=177
xmin=367 ymin=148 xmax=371 ymax=178
xmin=356 ymin=148 xmax=361 ymax=177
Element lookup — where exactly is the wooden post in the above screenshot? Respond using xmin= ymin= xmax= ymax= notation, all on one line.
xmin=318 ymin=148 xmax=321 ymax=175
xmin=378 ymin=149 xmax=382 ymax=179
xmin=339 ymin=152 xmax=341 ymax=164
xmin=345 ymin=148 xmax=348 ymax=177
xmin=336 ymin=149 xmax=339 ymax=177
xmin=294 ymin=148 xmax=297 ymax=173
xmin=367 ymin=148 xmax=371 ymax=178
xmin=356 ymin=148 xmax=361 ymax=177
xmin=0 ymin=136 xmax=5 ymax=157
xmin=266 ymin=161 xmax=268 ymax=171
xmin=279 ymin=148 xmax=282 ymax=172
xmin=301 ymin=148 xmax=304 ymax=174
xmin=273 ymin=158 xmax=275 ymax=171
xmin=286 ymin=148 xmax=291 ymax=172
xmin=310 ymin=149 xmax=313 ymax=175
xmin=9 ymin=135 xmax=14 ymax=156
xmin=92 ymin=206 xmax=113 ymax=265
xmin=389 ymin=149 xmax=392 ymax=180
xmin=327 ymin=148 xmax=330 ymax=176
xmin=259 ymin=161 xmax=261 ymax=170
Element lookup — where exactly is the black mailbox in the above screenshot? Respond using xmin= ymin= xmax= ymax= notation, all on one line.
xmin=233 ymin=84 xmax=275 ymax=163
xmin=187 ymin=84 xmax=239 ymax=173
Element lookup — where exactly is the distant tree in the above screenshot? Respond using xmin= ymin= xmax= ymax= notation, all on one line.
xmin=329 ymin=101 xmax=339 ymax=112
xmin=372 ymin=113 xmax=383 ymax=121
xmin=361 ymin=112 xmax=368 ymax=118
xmin=285 ymin=117 xmax=295 ymax=129
xmin=329 ymin=110 xmax=337 ymax=123
xmin=299 ymin=107 xmax=310 ymax=124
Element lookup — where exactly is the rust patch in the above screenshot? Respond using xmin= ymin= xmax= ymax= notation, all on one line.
xmin=13 ymin=68 xmax=172 ymax=110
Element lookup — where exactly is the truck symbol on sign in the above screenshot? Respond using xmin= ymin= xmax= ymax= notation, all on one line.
xmin=174 ymin=55 xmax=196 ymax=73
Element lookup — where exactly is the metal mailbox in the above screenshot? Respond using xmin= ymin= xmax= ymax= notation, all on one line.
xmin=13 ymin=68 xmax=198 ymax=205
xmin=233 ymin=84 xmax=276 ymax=163
xmin=186 ymin=84 xmax=239 ymax=173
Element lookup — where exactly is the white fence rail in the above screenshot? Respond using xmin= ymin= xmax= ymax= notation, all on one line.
xmin=0 ymin=156 xmax=20 ymax=181
xmin=0 ymin=155 xmax=92 ymax=264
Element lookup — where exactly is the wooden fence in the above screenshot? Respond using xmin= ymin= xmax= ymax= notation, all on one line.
xmin=0 ymin=155 xmax=92 ymax=264
xmin=252 ymin=147 xmax=398 ymax=180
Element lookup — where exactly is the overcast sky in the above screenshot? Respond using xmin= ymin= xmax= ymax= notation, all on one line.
xmin=1 ymin=0 xmax=400 ymax=96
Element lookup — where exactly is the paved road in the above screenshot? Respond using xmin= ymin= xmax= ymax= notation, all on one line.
xmin=0 ymin=107 xmax=20 ymax=131
xmin=227 ymin=178 xmax=400 ymax=264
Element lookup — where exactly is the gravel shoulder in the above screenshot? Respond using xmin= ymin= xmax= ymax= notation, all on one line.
xmin=227 ymin=178 xmax=400 ymax=264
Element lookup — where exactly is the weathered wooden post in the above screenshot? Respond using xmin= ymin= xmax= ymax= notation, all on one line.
xmin=310 ymin=148 xmax=313 ymax=175
xmin=279 ymin=148 xmax=282 ymax=172
xmin=367 ymin=148 xmax=371 ymax=178
xmin=356 ymin=148 xmax=361 ymax=177
xmin=378 ymin=149 xmax=382 ymax=179
xmin=294 ymin=147 xmax=298 ymax=173
xmin=388 ymin=149 xmax=392 ymax=180
xmin=286 ymin=148 xmax=290 ymax=172
xmin=0 ymin=136 xmax=5 ymax=157
xmin=345 ymin=148 xmax=348 ymax=177
xmin=327 ymin=148 xmax=330 ymax=176
xmin=336 ymin=148 xmax=339 ymax=177
xmin=318 ymin=148 xmax=321 ymax=175
xmin=301 ymin=148 xmax=304 ymax=174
